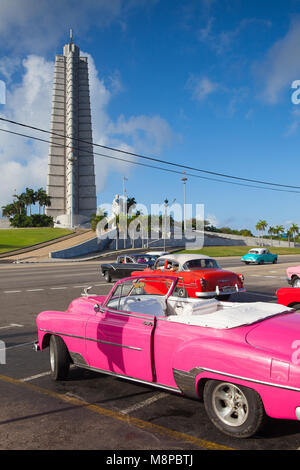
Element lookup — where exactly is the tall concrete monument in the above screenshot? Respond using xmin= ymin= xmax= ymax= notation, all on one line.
xmin=46 ymin=30 xmax=97 ymax=227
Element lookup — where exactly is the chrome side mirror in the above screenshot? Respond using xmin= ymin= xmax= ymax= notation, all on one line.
xmin=94 ymin=303 xmax=103 ymax=313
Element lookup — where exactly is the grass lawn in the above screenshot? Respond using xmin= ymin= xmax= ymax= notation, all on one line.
xmin=177 ymin=246 xmax=300 ymax=257
xmin=0 ymin=228 xmax=74 ymax=254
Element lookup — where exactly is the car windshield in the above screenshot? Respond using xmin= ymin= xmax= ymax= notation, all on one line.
xmin=249 ymin=250 xmax=259 ymax=254
xmin=184 ymin=259 xmax=219 ymax=270
xmin=132 ymin=255 xmax=151 ymax=263
xmin=105 ymin=277 xmax=174 ymax=314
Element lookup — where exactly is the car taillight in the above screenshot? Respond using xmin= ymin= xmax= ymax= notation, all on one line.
xmin=238 ymin=274 xmax=244 ymax=283
xmin=200 ymin=278 xmax=206 ymax=290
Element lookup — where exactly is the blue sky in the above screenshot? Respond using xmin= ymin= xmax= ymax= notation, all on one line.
xmin=1 ymin=0 xmax=300 ymax=233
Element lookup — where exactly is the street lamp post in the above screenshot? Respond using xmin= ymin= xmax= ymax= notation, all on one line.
xmin=122 ymin=177 xmax=128 ymax=248
xmin=181 ymin=174 xmax=188 ymax=234
xmin=163 ymin=198 xmax=168 ymax=252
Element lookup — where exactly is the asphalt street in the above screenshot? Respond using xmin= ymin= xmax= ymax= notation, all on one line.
xmin=1 ymin=255 xmax=300 ymax=451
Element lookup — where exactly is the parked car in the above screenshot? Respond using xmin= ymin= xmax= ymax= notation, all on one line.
xmin=286 ymin=265 xmax=300 ymax=287
xmin=35 ymin=274 xmax=300 ymax=438
xmin=100 ymin=254 xmax=154 ymax=283
xmin=241 ymin=248 xmax=278 ymax=265
xmin=132 ymin=253 xmax=245 ymax=300
xmin=277 ymin=287 xmax=300 ymax=311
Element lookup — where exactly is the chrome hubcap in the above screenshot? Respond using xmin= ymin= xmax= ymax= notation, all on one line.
xmin=294 ymin=279 xmax=300 ymax=288
xmin=212 ymin=383 xmax=248 ymax=427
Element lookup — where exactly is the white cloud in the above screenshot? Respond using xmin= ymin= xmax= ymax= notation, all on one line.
xmin=0 ymin=0 xmax=158 ymax=54
xmin=186 ymin=75 xmax=220 ymax=101
xmin=0 ymin=51 xmax=175 ymax=212
xmin=0 ymin=55 xmax=53 ymax=209
xmin=255 ymin=18 xmax=300 ymax=104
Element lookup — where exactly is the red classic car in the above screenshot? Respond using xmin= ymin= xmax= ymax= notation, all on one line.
xmin=277 ymin=287 xmax=300 ymax=311
xmin=132 ymin=254 xmax=245 ymax=300
xmin=35 ymin=274 xmax=300 ymax=438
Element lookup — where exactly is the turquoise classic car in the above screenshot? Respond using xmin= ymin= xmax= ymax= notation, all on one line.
xmin=241 ymin=248 xmax=278 ymax=265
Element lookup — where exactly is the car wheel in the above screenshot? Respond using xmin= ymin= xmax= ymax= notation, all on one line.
xmin=258 ymin=260 xmax=264 ymax=265
xmin=49 ymin=335 xmax=71 ymax=381
xmin=245 ymin=262 xmax=250 ymax=265
xmin=104 ymin=271 xmax=112 ymax=283
xmin=203 ymin=380 xmax=265 ymax=438
xmin=292 ymin=277 xmax=300 ymax=288
xmin=289 ymin=303 xmax=300 ymax=312
xmin=273 ymin=258 xmax=277 ymax=264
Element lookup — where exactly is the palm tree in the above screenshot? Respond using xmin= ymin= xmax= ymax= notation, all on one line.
xmin=36 ymin=188 xmax=51 ymax=214
xmin=256 ymin=220 xmax=268 ymax=246
xmin=13 ymin=193 xmax=27 ymax=215
xmin=1 ymin=203 xmax=18 ymax=218
xmin=290 ymin=223 xmax=299 ymax=246
xmin=24 ymin=188 xmax=36 ymax=216
xmin=126 ymin=196 xmax=137 ymax=214
xmin=268 ymin=226 xmax=275 ymax=246
xmin=274 ymin=225 xmax=285 ymax=245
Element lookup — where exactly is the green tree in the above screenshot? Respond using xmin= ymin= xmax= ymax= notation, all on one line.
xmin=274 ymin=225 xmax=284 ymax=245
xmin=268 ymin=226 xmax=275 ymax=246
xmin=1 ymin=203 xmax=18 ymax=218
xmin=24 ymin=187 xmax=36 ymax=216
xmin=256 ymin=220 xmax=268 ymax=246
xmin=36 ymin=188 xmax=51 ymax=214
xmin=290 ymin=223 xmax=299 ymax=245
xmin=13 ymin=192 xmax=27 ymax=215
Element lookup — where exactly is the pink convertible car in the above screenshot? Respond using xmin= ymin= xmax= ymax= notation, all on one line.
xmin=35 ymin=275 xmax=300 ymax=438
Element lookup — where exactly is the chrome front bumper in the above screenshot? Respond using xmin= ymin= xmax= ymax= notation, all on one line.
xmin=33 ymin=340 xmax=40 ymax=352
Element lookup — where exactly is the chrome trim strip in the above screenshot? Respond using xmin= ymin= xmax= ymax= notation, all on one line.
xmin=77 ymin=363 xmax=181 ymax=393
xmin=187 ymin=366 xmax=300 ymax=393
xmin=39 ymin=329 xmax=142 ymax=351
xmin=173 ymin=368 xmax=200 ymax=398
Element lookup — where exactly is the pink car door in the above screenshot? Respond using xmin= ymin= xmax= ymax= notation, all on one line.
xmin=85 ymin=306 xmax=155 ymax=382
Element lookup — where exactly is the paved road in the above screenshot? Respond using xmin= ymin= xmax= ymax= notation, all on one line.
xmin=1 ymin=259 xmax=300 ymax=451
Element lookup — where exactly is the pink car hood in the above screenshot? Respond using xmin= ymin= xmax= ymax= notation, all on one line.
xmin=246 ymin=311 xmax=300 ymax=356
xmin=66 ymin=295 xmax=107 ymax=314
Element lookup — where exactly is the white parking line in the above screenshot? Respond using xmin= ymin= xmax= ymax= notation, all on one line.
xmin=1 ymin=282 xmax=110 ymax=295
xmin=121 ymin=392 xmax=167 ymax=415
xmin=20 ymin=371 xmax=51 ymax=382
xmin=3 ymin=341 xmax=34 ymax=350
xmin=3 ymin=290 xmax=21 ymax=293
xmin=50 ymin=287 xmax=67 ymax=290
xmin=0 ymin=323 xmax=23 ymax=330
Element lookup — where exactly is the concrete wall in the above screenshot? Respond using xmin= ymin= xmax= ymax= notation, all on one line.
xmin=0 ymin=219 xmax=11 ymax=229
xmin=49 ymin=229 xmax=298 ymax=258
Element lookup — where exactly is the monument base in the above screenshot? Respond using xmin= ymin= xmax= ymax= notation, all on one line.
xmin=54 ymin=213 xmax=91 ymax=229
